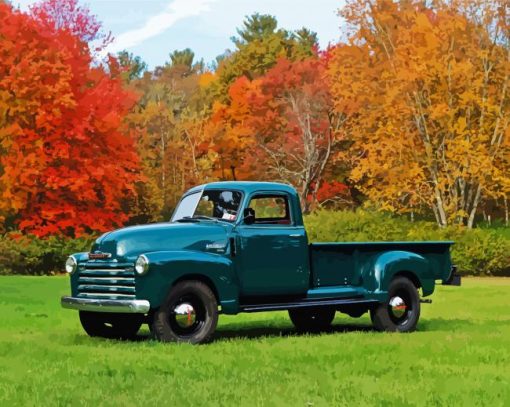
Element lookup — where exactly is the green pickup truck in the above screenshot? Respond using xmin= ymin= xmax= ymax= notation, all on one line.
xmin=61 ymin=181 xmax=460 ymax=343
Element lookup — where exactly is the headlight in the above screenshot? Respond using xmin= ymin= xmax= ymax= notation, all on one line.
xmin=65 ymin=256 xmax=77 ymax=275
xmin=135 ymin=255 xmax=149 ymax=275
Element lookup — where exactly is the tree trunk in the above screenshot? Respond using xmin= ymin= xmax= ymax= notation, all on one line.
xmin=434 ymin=188 xmax=448 ymax=227
xmin=467 ymin=184 xmax=482 ymax=229
xmin=161 ymin=132 xmax=166 ymax=209
xmin=504 ymin=196 xmax=509 ymax=227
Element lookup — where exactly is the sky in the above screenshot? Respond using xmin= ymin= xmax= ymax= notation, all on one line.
xmin=15 ymin=0 xmax=346 ymax=68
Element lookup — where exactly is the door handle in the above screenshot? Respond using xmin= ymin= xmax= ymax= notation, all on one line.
xmin=289 ymin=234 xmax=301 ymax=237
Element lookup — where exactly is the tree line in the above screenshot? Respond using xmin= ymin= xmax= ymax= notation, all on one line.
xmin=0 ymin=0 xmax=508 ymax=237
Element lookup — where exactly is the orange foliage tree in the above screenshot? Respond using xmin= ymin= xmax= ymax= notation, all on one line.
xmin=209 ymin=57 xmax=349 ymax=211
xmin=0 ymin=2 xmax=140 ymax=237
xmin=329 ymin=0 xmax=510 ymax=227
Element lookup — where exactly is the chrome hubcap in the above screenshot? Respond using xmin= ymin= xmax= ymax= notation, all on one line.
xmin=174 ymin=303 xmax=196 ymax=328
xmin=389 ymin=296 xmax=407 ymax=318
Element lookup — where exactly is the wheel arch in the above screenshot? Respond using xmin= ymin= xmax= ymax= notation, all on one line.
xmin=172 ymin=274 xmax=220 ymax=304
xmin=392 ymin=270 xmax=422 ymax=289
xmin=136 ymin=250 xmax=240 ymax=314
xmin=363 ymin=250 xmax=435 ymax=299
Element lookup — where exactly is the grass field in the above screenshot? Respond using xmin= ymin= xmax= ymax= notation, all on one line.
xmin=0 ymin=277 xmax=509 ymax=406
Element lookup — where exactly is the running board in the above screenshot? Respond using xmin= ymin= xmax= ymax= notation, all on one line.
xmin=240 ymin=297 xmax=379 ymax=313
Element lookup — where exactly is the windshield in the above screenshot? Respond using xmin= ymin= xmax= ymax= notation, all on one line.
xmin=171 ymin=189 xmax=243 ymax=222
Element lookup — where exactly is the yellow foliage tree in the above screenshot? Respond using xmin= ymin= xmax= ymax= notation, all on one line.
xmin=124 ymin=62 xmax=217 ymax=221
xmin=329 ymin=0 xmax=510 ymax=227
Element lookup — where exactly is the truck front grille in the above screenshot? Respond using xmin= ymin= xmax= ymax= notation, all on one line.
xmin=77 ymin=263 xmax=136 ymax=300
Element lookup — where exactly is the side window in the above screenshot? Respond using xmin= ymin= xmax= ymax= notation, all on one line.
xmin=247 ymin=195 xmax=291 ymax=225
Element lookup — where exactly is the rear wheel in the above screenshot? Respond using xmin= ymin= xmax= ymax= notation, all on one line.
xmin=288 ymin=307 xmax=336 ymax=332
xmin=370 ymin=276 xmax=420 ymax=332
xmin=79 ymin=311 xmax=143 ymax=339
xmin=151 ymin=281 xmax=218 ymax=344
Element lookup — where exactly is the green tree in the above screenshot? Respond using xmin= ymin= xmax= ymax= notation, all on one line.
xmin=231 ymin=13 xmax=280 ymax=46
xmin=169 ymin=48 xmax=195 ymax=69
xmin=213 ymin=14 xmax=318 ymax=99
xmin=117 ymin=50 xmax=147 ymax=82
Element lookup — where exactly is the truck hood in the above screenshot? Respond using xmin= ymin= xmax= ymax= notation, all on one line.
xmin=91 ymin=221 xmax=233 ymax=262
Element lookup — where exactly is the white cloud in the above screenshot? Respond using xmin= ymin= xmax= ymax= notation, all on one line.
xmin=103 ymin=0 xmax=216 ymax=55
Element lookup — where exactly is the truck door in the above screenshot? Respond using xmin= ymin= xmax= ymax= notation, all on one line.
xmin=236 ymin=193 xmax=310 ymax=297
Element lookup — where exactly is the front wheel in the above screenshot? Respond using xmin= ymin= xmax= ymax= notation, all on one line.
xmin=288 ymin=307 xmax=336 ymax=332
xmin=370 ymin=276 xmax=421 ymax=332
xmin=152 ymin=281 xmax=218 ymax=344
xmin=79 ymin=311 xmax=143 ymax=339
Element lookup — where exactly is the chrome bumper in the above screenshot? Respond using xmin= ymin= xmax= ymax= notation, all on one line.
xmin=61 ymin=296 xmax=150 ymax=313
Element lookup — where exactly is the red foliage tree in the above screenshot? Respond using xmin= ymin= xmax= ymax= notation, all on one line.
xmin=309 ymin=180 xmax=349 ymax=207
xmin=29 ymin=0 xmax=111 ymax=52
xmin=0 ymin=2 xmax=140 ymax=237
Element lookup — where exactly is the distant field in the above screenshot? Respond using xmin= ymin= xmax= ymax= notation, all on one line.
xmin=0 ymin=277 xmax=509 ymax=406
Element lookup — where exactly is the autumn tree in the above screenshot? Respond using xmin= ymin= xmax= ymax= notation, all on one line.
xmin=125 ymin=73 xmax=183 ymax=220
xmin=0 ymin=2 xmax=140 ymax=236
xmin=125 ymin=51 xmax=215 ymax=220
xmin=211 ymin=57 xmax=348 ymax=211
xmin=204 ymin=15 xmax=326 ymax=190
xmin=212 ymin=14 xmax=319 ymax=100
xmin=29 ymin=0 xmax=111 ymax=52
xmin=329 ymin=0 xmax=510 ymax=228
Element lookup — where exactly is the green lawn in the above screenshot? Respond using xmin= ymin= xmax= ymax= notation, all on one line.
xmin=0 ymin=277 xmax=509 ymax=406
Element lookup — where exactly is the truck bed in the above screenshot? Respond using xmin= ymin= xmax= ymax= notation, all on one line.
xmin=310 ymin=241 xmax=453 ymax=289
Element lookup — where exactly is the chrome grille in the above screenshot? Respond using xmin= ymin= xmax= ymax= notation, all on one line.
xmin=77 ymin=263 xmax=135 ymax=300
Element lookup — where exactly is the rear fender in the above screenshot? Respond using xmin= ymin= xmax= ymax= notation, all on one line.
xmin=362 ymin=251 xmax=434 ymax=300
xmin=136 ymin=251 xmax=240 ymax=314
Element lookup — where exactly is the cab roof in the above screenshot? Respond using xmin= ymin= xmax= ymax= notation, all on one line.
xmin=185 ymin=181 xmax=297 ymax=196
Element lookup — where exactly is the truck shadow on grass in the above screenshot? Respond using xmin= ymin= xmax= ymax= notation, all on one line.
xmin=213 ymin=323 xmax=375 ymax=341
xmin=130 ymin=322 xmax=377 ymax=343
xmin=213 ymin=318 xmax=477 ymax=341
xmin=75 ymin=318 xmax=478 ymax=344
xmin=86 ymin=322 xmax=377 ymax=343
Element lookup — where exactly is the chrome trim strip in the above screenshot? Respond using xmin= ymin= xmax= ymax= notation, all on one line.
xmin=79 ymin=270 xmax=134 ymax=277
xmin=77 ymin=292 xmax=135 ymax=298
xmin=78 ymin=276 xmax=135 ymax=282
xmin=78 ymin=283 xmax=135 ymax=293
xmin=61 ymin=296 xmax=150 ymax=313
xmin=81 ymin=269 xmax=134 ymax=273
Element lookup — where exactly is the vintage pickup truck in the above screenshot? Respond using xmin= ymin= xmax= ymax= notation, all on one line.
xmin=61 ymin=181 xmax=460 ymax=343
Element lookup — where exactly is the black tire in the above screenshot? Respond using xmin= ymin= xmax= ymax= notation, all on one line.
xmin=288 ymin=306 xmax=336 ymax=332
xmin=152 ymin=280 xmax=218 ymax=344
xmin=79 ymin=311 xmax=143 ymax=339
xmin=370 ymin=276 xmax=421 ymax=332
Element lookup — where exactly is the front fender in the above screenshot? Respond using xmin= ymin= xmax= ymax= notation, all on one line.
xmin=362 ymin=251 xmax=435 ymax=300
xmin=136 ymin=251 xmax=240 ymax=314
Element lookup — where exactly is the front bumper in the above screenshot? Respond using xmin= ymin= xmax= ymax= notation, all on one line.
xmin=61 ymin=296 xmax=150 ymax=313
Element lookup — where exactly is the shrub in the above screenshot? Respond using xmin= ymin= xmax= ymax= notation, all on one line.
xmin=305 ymin=210 xmax=510 ymax=276
xmin=1 ymin=212 xmax=508 ymax=276
xmin=0 ymin=233 xmax=94 ymax=275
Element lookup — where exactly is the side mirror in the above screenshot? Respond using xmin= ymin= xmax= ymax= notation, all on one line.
xmin=243 ymin=208 xmax=255 ymax=225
